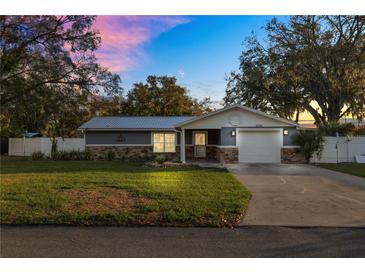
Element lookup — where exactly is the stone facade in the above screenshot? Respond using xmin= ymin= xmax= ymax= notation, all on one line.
xmin=87 ymin=145 xmax=179 ymax=161
xmin=87 ymin=145 xmax=223 ymax=162
xmin=87 ymin=145 xmax=305 ymax=164
xmin=206 ymin=146 xmax=219 ymax=160
xmin=185 ymin=145 xmax=219 ymax=162
xmin=185 ymin=145 xmax=194 ymax=159
xmin=281 ymin=147 xmax=306 ymax=163
xmin=217 ymin=147 xmax=239 ymax=164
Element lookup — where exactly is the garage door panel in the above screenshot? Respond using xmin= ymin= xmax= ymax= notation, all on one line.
xmin=238 ymin=131 xmax=281 ymax=163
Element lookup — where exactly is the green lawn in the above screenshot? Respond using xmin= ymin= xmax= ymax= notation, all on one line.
xmin=319 ymin=163 xmax=365 ymax=178
xmin=0 ymin=160 xmax=250 ymax=227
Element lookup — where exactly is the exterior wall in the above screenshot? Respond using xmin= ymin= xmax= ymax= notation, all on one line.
xmin=283 ymin=127 xmax=298 ymax=146
xmin=183 ymin=108 xmax=293 ymax=129
xmin=86 ymin=144 xmax=222 ymax=162
xmin=185 ymin=146 xmax=194 ymax=159
xmin=281 ymin=147 xmax=306 ymax=164
xmin=206 ymin=146 xmax=219 ymax=160
xmin=87 ymin=145 xmax=180 ymax=161
xmin=207 ymin=129 xmax=221 ymax=145
xmin=86 ymin=130 xmax=152 ymax=145
xmin=220 ymin=127 xmax=236 ymax=146
xmin=184 ymin=129 xmax=220 ymax=145
xmin=217 ymin=147 xmax=239 ymax=164
xmin=184 ymin=130 xmax=193 ymax=145
xmin=185 ymin=145 xmax=219 ymax=161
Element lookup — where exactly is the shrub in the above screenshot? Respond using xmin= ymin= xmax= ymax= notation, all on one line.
xmin=67 ymin=150 xmax=77 ymax=160
xmin=46 ymin=150 xmax=91 ymax=161
xmin=171 ymin=155 xmax=180 ymax=163
xmin=50 ymin=151 xmax=62 ymax=160
xmin=31 ymin=151 xmax=46 ymax=160
xmin=84 ymin=150 xmax=91 ymax=160
xmin=59 ymin=150 xmax=71 ymax=160
xmin=353 ymin=125 xmax=365 ymax=136
xmin=321 ymin=122 xmax=355 ymax=136
xmin=293 ymin=129 xmax=325 ymax=163
xmin=155 ymin=154 xmax=168 ymax=164
xmin=106 ymin=150 xmax=116 ymax=161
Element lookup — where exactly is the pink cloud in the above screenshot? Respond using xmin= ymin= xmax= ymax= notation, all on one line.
xmin=94 ymin=16 xmax=191 ymax=72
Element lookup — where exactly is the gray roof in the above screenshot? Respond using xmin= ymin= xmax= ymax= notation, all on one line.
xmin=79 ymin=116 xmax=194 ymax=130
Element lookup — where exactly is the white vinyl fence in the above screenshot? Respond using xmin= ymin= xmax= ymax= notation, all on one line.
xmin=311 ymin=136 xmax=365 ymax=163
xmin=9 ymin=137 xmax=85 ymax=156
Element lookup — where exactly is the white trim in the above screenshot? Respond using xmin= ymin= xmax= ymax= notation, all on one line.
xmin=151 ymin=131 xmax=176 ymax=153
xmin=193 ymin=131 xmax=208 ymax=158
xmin=193 ymin=131 xmax=208 ymax=145
xmin=175 ymin=104 xmax=298 ymax=127
xmin=282 ymin=145 xmax=301 ymax=148
xmin=238 ymin=128 xmax=282 ymax=132
xmin=181 ymin=128 xmax=185 ymax=163
xmin=86 ymin=144 xmax=152 ymax=147
xmin=177 ymin=144 xmax=219 ymax=147
xmin=216 ymin=145 xmax=238 ymax=148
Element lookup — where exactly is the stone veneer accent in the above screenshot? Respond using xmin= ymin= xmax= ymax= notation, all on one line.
xmin=206 ymin=146 xmax=219 ymax=160
xmin=281 ymin=147 xmax=305 ymax=163
xmin=217 ymin=147 xmax=238 ymax=164
xmin=87 ymin=145 xmax=223 ymax=162
xmin=88 ymin=146 xmax=304 ymax=164
xmin=87 ymin=146 xmax=180 ymax=161
xmin=185 ymin=146 xmax=194 ymax=159
xmin=185 ymin=145 xmax=219 ymax=161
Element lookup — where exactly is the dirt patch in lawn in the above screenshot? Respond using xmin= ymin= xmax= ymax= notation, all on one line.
xmin=63 ymin=187 xmax=155 ymax=215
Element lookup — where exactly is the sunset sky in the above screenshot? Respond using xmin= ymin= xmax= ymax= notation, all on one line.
xmin=94 ymin=16 xmax=276 ymax=103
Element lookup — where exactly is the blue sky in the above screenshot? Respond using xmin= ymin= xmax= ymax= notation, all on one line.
xmin=96 ymin=16 xmax=280 ymax=105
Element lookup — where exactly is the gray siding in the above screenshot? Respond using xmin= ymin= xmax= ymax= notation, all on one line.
xmin=221 ymin=127 xmax=236 ymax=146
xmin=283 ymin=127 xmax=298 ymax=146
xmin=86 ymin=131 xmax=152 ymax=145
xmin=185 ymin=130 xmax=193 ymax=145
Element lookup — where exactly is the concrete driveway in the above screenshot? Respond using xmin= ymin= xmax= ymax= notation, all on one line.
xmin=227 ymin=164 xmax=365 ymax=227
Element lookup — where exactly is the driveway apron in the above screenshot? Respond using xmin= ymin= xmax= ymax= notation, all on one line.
xmin=227 ymin=164 xmax=365 ymax=227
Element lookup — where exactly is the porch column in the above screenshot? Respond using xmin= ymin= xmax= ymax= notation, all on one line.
xmin=180 ymin=128 xmax=186 ymax=163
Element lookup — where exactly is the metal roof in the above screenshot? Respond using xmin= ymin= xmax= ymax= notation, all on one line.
xmin=79 ymin=116 xmax=194 ymax=130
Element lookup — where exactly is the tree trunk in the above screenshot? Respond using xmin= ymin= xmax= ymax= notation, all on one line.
xmin=51 ymin=136 xmax=58 ymax=155
xmin=295 ymin=109 xmax=300 ymax=123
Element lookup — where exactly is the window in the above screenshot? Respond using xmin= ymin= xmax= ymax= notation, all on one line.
xmin=153 ymin=133 xmax=176 ymax=153
xmin=194 ymin=133 xmax=206 ymax=145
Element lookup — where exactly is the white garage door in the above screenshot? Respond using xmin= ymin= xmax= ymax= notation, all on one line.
xmin=237 ymin=130 xmax=282 ymax=163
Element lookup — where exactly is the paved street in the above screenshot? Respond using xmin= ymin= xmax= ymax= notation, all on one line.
xmin=1 ymin=225 xmax=365 ymax=257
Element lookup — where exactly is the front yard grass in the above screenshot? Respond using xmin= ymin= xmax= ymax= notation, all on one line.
xmin=0 ymin=160 xmax=250 ymax=227
xmin=319 ymin=163 xmax=365 ymax=178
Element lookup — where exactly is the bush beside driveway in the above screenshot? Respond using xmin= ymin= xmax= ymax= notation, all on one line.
xmin=0 ymin=160 xmax=250 ymax=227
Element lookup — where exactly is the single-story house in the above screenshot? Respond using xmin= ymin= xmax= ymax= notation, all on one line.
xmin=79 ymin=104 xmax=303 ymax=164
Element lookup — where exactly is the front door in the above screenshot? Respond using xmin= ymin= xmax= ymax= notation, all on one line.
xmin=194 ymin=132 xmax=206 ymax=158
